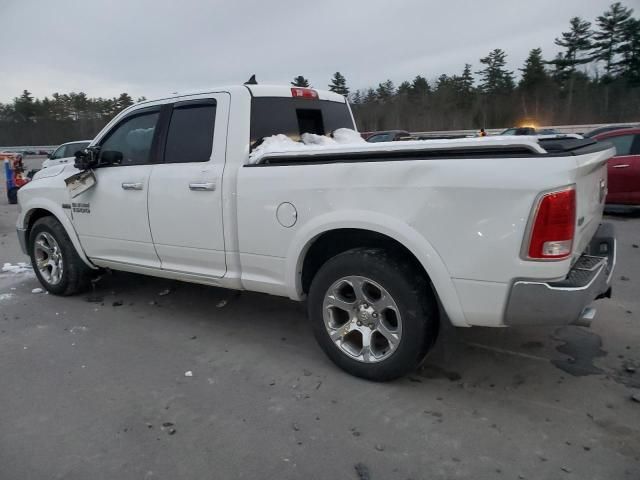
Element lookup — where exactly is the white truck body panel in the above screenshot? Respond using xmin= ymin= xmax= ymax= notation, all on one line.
xmin=16 ymin=85 xmax=615 ymax=329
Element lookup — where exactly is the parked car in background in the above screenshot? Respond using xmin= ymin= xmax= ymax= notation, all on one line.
xmin=500 ymin=127 xmax=560 ymax=136
xmin=594 ymin=128 xmax=640 ymax=212
xmin=584 ymin=124 xmax=639 ymax=139
xmin=365 ymin=130 xmax=411 ymax=142
xmin=42 ymin=140 xmax=91 ymax=168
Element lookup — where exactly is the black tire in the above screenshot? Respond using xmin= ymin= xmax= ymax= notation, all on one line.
xmin=308 ymin=248 xmax=439 ymax=381
xmin=28 ymin=216 xmax=93 ymax=295
xmin=7 ymin=187 xmax=18 ymax=204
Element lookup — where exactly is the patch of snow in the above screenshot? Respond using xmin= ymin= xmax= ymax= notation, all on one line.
xmin=249 ymin=129 xmax=366 ymax=163
xmin=301 ymin=133 xmax=336 ymax=146
xmin=216 ymin=299 xmax=227 ymax=308
xmin=32 ymin=288 xmax=44 ymax=294
xmin=2 ymin=262 xmax=32 ymax=274
xmin=332 ymin=128 xmax=367 ymax=144
xmin=184 ymin=370 xmax=193 ymax=377
xmin=248 ymin=130 xmax=548 ymax=164
xmin=0 ymin=292 xmax=15 ymax=301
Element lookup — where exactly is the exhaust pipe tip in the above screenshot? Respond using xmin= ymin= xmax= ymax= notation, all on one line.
xmin=572 ymin=306 xmax=596 ymax=327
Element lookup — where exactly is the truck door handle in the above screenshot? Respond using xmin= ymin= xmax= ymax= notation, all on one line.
xmin=189 ymin=182 xmax=216 ymax=191
xmin=612 ymin=164 xmax=630 ymax=168
xmin=121 ymin=182 xmax=143 ymax=190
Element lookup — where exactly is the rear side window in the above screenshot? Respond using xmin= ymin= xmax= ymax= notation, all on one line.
xmin=607 ymin=134 xmax=634 ymax=156
xmin=250 ymin=97 xmax=354 ymax=148
xmin=164 ymin=102 xmax=217 ymax=163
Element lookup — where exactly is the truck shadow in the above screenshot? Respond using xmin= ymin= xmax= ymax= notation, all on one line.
xmin=86 ymin=270 xmax=637 ymax=390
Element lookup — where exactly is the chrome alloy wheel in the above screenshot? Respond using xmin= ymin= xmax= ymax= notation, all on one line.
xmin=33 ymin=231 xmax=64 ymax=285
xmin=322 ymin=276 xmax=402 ymax=363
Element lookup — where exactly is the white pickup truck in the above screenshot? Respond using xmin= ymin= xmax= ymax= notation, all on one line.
xmin=16 ymin=85 xmax=616 ymax=381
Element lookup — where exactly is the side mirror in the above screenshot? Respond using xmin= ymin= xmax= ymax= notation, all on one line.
xmin=74 ymin=147 xmax=99 ymax=170
xmin=99 ymin=150 xmax=123 ymax=166
xmin=46 ymin=153 xmax=52 ymax=159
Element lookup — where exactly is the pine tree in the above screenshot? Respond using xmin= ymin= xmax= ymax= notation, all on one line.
xmin=519 ymin=48 xmax=548 ymax=90
xmin=554 ymin=17 xmax=593 ymax=73
xmin=328 ymin=72 xmax=349 ymax=96
xmin=363 ymin=88 xmax=377 ymax=103
xmin=291 ymin=75 xmax=310 ymax=87
xmin=591 ymin=2 xmax=633 ymax=77
xmin=397 ymin=81 xmax=412 ymax=96
xmin=410 ymin=75 xmax=431 ymax=96
xmin=14 ymin=90 xmax=36 ymax=122
xmin=618 ymin=17 xmax=640 ymax=84
xmin=476 ymin=49 xmax=514 ymax=94
xmin=553 ymin=17 xmax=594 ymax=120
xmin=459 ymin=64 xmax=474 ymax=93
xmin=350 ymin=90 xmax=363 ymax=105
xmin=519 ymin=48 xmax=549 ymax=119
xmin=116 ymin=93 xmax=134 ymax=112
xmin=375 ymin=80 xmax=395 ymax=101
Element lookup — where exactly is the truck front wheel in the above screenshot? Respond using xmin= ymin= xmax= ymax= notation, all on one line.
xmin=28 ymin=216 xmax=92 ymax=295
xmin=308 ymin=248 xmax=438 ymax=381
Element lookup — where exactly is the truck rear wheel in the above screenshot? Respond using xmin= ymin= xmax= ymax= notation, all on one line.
xmin=308 ymin=248 xmax=438 ymax=381
xmin=29 ymin=216 xmax=92 ymax=296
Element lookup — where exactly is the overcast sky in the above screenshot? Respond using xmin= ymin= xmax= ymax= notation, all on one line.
xmin=0 ymin=0 xmax=628 ymax=103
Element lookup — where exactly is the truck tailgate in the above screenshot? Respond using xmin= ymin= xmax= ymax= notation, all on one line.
xmin=559 ymin=141 xmax=615 ymax=261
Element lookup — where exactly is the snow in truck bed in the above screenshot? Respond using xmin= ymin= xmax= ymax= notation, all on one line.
xmin=248 ymin=129 xmax=548 ymax=164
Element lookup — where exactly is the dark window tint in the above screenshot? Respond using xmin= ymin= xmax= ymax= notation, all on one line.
xmin=64 ymin=142 xmax=90 ymax=158
xmin=632 ymin=135 xmax=640 ymax=155
xmin=368 ymin=133 xmax=394 ymax=142
xmin=164 ymin=103 xmax=216 ymax=163
xmin=608 ymin=134 xmax=634 ymax=156
xmin=100 ymin=111 xmax=159 ymax=165
xmin=297 ymin=109 xmax=325 ymax=136
xmin=250 ymin=97 xmax=354 ymax=147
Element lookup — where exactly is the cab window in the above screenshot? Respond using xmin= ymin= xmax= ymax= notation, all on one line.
xmin=99 ymin=110 xmax=160 ymax=166
xmin=250 ymin=97 xmax=354 ymax=148
xmin=164 ymin=102 xmax=216 ymax=163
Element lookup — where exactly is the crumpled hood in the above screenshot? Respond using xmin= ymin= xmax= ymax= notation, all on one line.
xmin=32 ymin=163 xmax=74 ymax=181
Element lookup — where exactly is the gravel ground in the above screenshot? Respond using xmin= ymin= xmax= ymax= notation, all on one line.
xmin=1 ymin=158 xmax=639 ymax=479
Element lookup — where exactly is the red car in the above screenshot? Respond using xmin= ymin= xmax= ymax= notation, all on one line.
xmin=595 ymin=128 xmax=640 ymax=212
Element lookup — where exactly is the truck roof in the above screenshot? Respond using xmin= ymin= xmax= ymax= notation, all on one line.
xmin=137 ymin=84 xmax=347 ymax=107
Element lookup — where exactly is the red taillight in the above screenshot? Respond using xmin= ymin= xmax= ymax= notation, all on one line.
xmin=291 ymin=87 xmax=318 ymax=99
xmin=526 ymin=187 xmax=576 ymax=260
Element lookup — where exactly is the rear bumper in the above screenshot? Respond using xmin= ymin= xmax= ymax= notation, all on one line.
xmin=504 ymin=222 xmax=615 ymax=326
xmin=17 ymin=227 xmax=28 ymax=255
xmin=605 ymin=203 xmax=640 ymax=214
